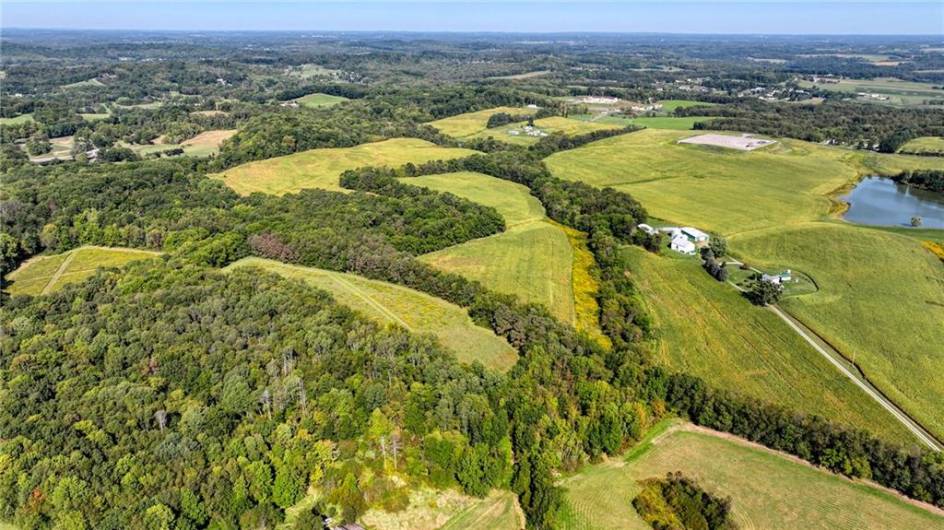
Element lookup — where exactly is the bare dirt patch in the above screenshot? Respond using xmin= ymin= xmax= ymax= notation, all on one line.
xmin=679 ymin=133 xmax=776 ymax=151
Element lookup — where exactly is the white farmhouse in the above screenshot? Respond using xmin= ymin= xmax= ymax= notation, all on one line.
xmin=670 ymin=234 xmax=696 ymax=255
xmin=681 ymin=227 xmax=710 ymax=245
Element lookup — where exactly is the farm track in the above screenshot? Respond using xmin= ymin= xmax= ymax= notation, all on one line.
xmin=769 ymin=305 xmax=943 ymax=451
xmin=41 ymin=250 xmax=77 ymax=295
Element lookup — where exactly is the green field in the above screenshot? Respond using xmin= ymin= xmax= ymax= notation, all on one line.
xmin=731 ymin=222 xmax=944 ymax=441
xmin=357 ymin=488 xmax=521 ymax=530
xmin=623 ymin=247 xmax=914 ymax=443
xmin=556 ymin=421 xmax=944 ymax=530
xmin=571 ymin=114 xmax=711 ymax=130
xmin=658 ymin=99 xmax=716 ymax=112
xmin=127 ymin=129 xmax=237 ymax=158
xmin=472 ymin=116 xmax=622 ymax=145
xmin=404 ymin=171 xmax=604 ymax=338
xmin=900 ymin=136 xmax=944 ymax=155
xmin=799 ymin=77 xmax=944 ymax=106
xmin=0 ymin=113 xmax=34 ymax=125
xmin=546 ymin=128 xmax=944 ymax=236
xmin=429 ymin=106 xmax=539 ymax=138
xmin=439 ymin=490 xmax=522 ymax=530
xmin=294 ymin=92 xmax=349 ymax=108
xmin=6 ymin=246 xmax=161 ymax=297
xmin=225 ymin=257 xmax=518 ymax=371
xmin=212 ymin=138 xmax=477 ymax=195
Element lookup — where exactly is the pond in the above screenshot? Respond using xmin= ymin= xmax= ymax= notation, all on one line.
xmin=842 ymin=176 xmax=944 ymax=229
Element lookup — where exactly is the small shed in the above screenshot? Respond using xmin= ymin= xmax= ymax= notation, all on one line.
xmin=670 ymin=234 xmax=696 ymax=255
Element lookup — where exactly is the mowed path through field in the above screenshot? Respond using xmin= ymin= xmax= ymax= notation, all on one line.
xmin=6 ymin=246 xmax=162 ymax=297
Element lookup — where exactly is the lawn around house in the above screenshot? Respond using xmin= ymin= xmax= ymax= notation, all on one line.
xmin=556 ymin=421 xmax=944 ymax=530
xmin=225 ymin=257 xmax=518 ymax=372
xmin=622 ymin=246 xmax=915 ymax=444
xmin=211 ymin=138 xmax=477 ymax=195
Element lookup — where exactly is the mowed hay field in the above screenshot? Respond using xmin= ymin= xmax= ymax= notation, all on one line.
xmin=428 ymin=106 xmax=538 ymax=137
xmin=406 ymin=172 xmax=600 ymax=332
xmin=900 ymin=136 xmax=944 ymax=155
xmin=212 ymin=138 xmax=477 ymax=195
xmin=545 ymin=128 xmax=944 ymax=236
xmin=731 ymin=222 xmax=944 ymax=440
xmin=556 ymin=421 xmax=944 ymax=530
xmin=225 ymin=257 xmax=517 ymax=371
xmin=294 ymin=92 xmax=349 ymax=108
xmin=6 ymin=246 xmax=161 ymax=297
xmin=623 ymin=247 xmax=914 ymax=443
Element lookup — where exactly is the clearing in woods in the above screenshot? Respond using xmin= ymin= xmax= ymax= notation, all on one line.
xmin=125 ymin=129 xmax=238 ymax=158
xmin=224 ymin=257 xmax=518 ymax=372
xmin=407 ymin=172 xmax=604 ymax=337
xmin=555 ymin=420 xmax=944 ymax=530
xmin=294 ymin=92 xmax=349 ymax=108
xmin=545 ymin=128 xmax=944 ymax=236
xmin=899 ymin=136 xmax=944 ymax=155
xmin=359 ymin=488 xmax=522 ymax=530
xmin=5 ymin=246 xmax=161 ymax=297
xmin=428 ymin=106 xmax=540 ymax=138
xmin=211 ymin=138 xmax=476 ymax=195
xmin=730 ymin=222 xmax=944 ymax=442
xmin=623 ymin=246 xmax=916 ymax=444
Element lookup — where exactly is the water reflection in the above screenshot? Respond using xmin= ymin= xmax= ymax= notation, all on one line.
xmin=842 ymin=177 xmax=944 ymax=229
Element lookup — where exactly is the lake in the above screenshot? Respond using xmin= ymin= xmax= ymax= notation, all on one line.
xmin=842 ymin=176 xmax=944 ymax=229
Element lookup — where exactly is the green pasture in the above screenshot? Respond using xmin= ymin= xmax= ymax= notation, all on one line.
xmin=295 ymin=92 xmax=349 ymax=108
xmin=623 ymin=246 xmax=913 ymax=444
xmin=899 ymin=136 xmax=944 ymax=155
xmin=212 ymin=138 xmax=476 ymax=195
xmin=429 ymin=106 xmax=538 ymax=138
xmin=225 ymin=257 xmax=518 ymax=372
xmin=731 ymin=222 xmax=944 ymax=441
xmin=556 ymin=422 xmax=944 ymax=530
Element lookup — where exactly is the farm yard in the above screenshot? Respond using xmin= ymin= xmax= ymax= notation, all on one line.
xmin=556 ymin=421 xmax=944 ymax=530
xmin=731 ymin=222 xmax=944 ymax=441
xmin=212 ymin=138 xmax=477 ymax=195
xmin=5 ymin=246 xmax=161 ymax=297
xmin=225 ymin=257 xmax=518 ymax=371
xmin=622 ymin=247 xmax=914 ymax=444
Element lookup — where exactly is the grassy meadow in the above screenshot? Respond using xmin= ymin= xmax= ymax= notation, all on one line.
xmin=125 ymin=129 xmax=237 ymax=158
xmin=623 ymin=247 xmax=914 ymax=443
xmin=212 ymin=138 xmax=477 ymax=195
xmin=658 ymin=99 xmax=716 ymax=112
xmin=429 ymin=106 xmax=538 ymax=138
xmin=899 ymin=136 xmax=944 ymax=155
xmin=294 ymin=92 xmax=349 ymax=108
xmin=731 ymin=222 xmax=944 ymax=441
xmin=404 ymin=172 xmax=600 ymax=331
xmin=556 ymin=421 xmax=944 ymax=530
xmin=225 ymin=257 xmax=518 ymax=372
xmin=799 ymin=77 xmax=944 ymax=106
xmin=6 ymin=246 xmax=161 ymax=297
xmin=545 ymin=128 xmax=944 ymax=236
xmin=0 ymin=113 xmax=34 ymax=125
xmin=471 ymin=116 xmax=622 ymax=145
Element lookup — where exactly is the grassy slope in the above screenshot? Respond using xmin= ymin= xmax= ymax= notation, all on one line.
xmin=0 ymin=114 xmax=34 ymax=125
xmin=731 ymin=222 xmax=944 ymax=440
xmin=557 ymin=422 xmax=944 ymax=530
xmin=472 ymin=116 xmax=622 ymax=146
xmin=6 ymin=246 xmax=161 ymax=297
xmin=403 ymin=171 xmax=605 ymax=339
xmin=623 ymin=247 xmax=914 ymax=443
xmin=225 ymin=257 xmax=518 ymax=372
xmin=126 ymin=129 xmax=237 ymax=158
xmin=212 ymin=138 xmax=477 ymax=195
xmin=545 ymin=128 xmax=944 ymax=236
xmin=295 ymin=92 xmax=349 ymax=108
xmin=428 ymin=107 xmax=537 ymax=138
xmin=900 ymin=136 xmax=944 ymax=155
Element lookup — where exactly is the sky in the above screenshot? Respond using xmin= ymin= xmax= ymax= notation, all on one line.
xmin=1 ymin=1 xmax=942 ymax=35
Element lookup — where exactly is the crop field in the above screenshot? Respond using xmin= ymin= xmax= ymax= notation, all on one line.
xmin=403 ymin=171 xmax=605 ymax=338
xmin=428 ymin=106 xmax=538 ymax=138
xmin=294 ymin=92 xmax=349 ymax=108
xmin=556 ymin=421 xmax=944 ymax=530
xmin=622 ymin=247 xmax=913 ymax=443
xmin=545 ymin=128 xmax=944 ymax=236
xmin=225 ymin=257 xmax=518 ymax=371
xmin=6 ymin=246 xmax=161 ymax=297
xmin=212 ymin=138 xmax=477 ymax=195
xmin=731 ymin=222 xmax=944 ymax=441
xmin=798 ymin=77 xmax=944 ymax=106
xmin=899 ymin=136 xmax=944 ymax=155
